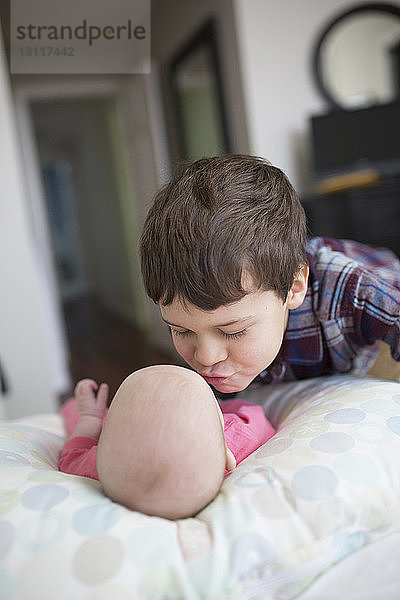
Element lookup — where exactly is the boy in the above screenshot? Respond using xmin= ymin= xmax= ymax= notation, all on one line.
xmin=140 ymin=154 xmax=400 ymax=393
xmin=58 ymin=365 xmax=275 ymax=519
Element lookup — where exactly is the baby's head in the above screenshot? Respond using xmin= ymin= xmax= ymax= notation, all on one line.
xmin=96 ymin=365 xmax=234 ymax=519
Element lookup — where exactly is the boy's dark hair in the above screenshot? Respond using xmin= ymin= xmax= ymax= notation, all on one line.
xmin=140 ymin=154 xmax=307 ymax=310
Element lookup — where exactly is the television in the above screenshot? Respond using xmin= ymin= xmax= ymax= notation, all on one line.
xmin=310 ymin=100 xmax=400 ymax=181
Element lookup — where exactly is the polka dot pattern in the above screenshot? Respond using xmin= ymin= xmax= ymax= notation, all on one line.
xmin=291 ymin=465 xmax=338 ymax=501
xmin=310 ymin=432 xmax=354 ymax=453
xmin=0 ymin=490 xmax=20 ymax=517
xmin=0 ymin=450 xmax=30 ymax=467
xmin=290 ymin=420 xmax=330 ymax=438
xmin=1 ymin=374 xmax=399 ymax=599
xmin=16 ymin=549 xmax=70 ymax=600
xmin=361 ymin=398 xmax=400 ymax=417
xmin=28 ymin=470 xmax=68 ymax=483
xmin=387 ymin=416 xmax=400 ymax=437
xmin=235 ymin=466 xmax=275 ymax=488
xmin=256 ymin=437 xmax=293 ymax=457
xmin=18 ymin=510 xmax=68 ymax=552
xmin=21 ymin=484 xmax=69 ymax=510
xmin=253 ymin=486 xmax=296 ymax=519
xmin=333 ymin=453 xmax=381 ymax=486
xmin=72 ymin=503 xmax=121 ymax=536
xmin=72 ymin=536 xmax=124 ymax=584
xmin=351 ymin=422 xmax=391 ymax=444
xmin=325 ymin=408 xmax=366 ymax=424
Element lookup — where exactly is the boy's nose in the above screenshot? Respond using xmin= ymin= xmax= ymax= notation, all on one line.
xmin=194 ymin=339 xmax=228 ymax=367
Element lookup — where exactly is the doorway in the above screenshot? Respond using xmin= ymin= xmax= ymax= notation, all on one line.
xmin=29 ymin=96 xmax=172 ymax=398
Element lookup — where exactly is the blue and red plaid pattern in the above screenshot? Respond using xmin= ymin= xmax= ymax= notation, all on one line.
xmin=255 ymin=237 xmax=400 ymax=384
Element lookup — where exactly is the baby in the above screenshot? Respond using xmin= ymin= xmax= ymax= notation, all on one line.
xmin=59 ymin=365 xmax=275 ymax=519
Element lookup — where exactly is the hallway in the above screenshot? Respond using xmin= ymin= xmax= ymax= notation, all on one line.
xmin=63 ymin=295 xmax=175 ymax=401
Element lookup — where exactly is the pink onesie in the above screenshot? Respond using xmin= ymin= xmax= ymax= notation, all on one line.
xmin=58 ymin=397 xmax=275 ymax=479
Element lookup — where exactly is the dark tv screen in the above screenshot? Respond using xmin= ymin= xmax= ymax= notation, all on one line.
xmin=310 ymin=101 xmax=400 ymax=179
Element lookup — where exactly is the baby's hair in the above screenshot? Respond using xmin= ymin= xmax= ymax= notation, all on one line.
xmin=140 ymin=154 xmax=307 ymax=309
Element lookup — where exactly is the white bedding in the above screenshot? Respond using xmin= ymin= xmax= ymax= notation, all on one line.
xmin=1 ymin=375 xmax=400 ymax=599
xmin=300 ymin=531 xmax=400 ymax=600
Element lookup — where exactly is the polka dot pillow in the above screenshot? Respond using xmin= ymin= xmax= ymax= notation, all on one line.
xmin=1 ymin=375 xmax=400 ymax=599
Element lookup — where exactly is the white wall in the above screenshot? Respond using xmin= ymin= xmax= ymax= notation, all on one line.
xmin=141 ymin=0 xmax=252 ymax=356
xmin=152 ymin=0 xmax=250 ymax=158
xmin=233 ymin=0 xmax=356 ymax=193
xmin=0 ymin=28 xmax=58 ymax=418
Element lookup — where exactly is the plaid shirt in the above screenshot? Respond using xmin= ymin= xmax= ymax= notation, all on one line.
xmin=255 ymin=237 xmax=400 ymax=384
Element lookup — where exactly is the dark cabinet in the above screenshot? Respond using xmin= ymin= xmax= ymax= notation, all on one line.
xmin=302 ymin=179 xmax=400 ymax=257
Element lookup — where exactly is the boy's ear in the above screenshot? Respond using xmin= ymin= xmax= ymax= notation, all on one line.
xmin=287 ymin=264 xmax=309 ymax=310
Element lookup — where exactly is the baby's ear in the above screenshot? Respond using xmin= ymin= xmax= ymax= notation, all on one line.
xmin=225 ymin=448 xmax=236 ymax=472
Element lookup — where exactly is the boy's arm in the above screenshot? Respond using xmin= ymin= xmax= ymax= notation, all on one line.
xmin=345 ymin=265 xmax=400 ymax=362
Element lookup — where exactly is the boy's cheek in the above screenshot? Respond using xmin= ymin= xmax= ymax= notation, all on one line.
xmin=171 ymin=338 xmax=191 ymax=361
xmin=238 ymin=338 xmax=282 ymax=371
xmin=171 ymin=335 xmax=183 ymax=352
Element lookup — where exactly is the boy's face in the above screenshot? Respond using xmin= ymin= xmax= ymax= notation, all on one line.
xmin=160 ymin=269 xmax=308 ymax=393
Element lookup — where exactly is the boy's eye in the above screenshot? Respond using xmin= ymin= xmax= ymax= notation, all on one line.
xmin=169 ymin=327 xmax=247 ymax=340
xmin=222 ymin=329 xmax=246 ymax=340
xmin=169 ymin=328 xmax=191 ymax=338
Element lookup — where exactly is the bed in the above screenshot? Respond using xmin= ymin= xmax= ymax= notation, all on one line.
xmin=1 ymin=374 xmax=400 ymax=599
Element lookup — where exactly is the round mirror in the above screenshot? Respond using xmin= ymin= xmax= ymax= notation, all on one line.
xmin=313 ymin=3 xmax=400 ymax=110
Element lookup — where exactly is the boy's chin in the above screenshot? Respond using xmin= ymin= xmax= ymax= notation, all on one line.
xmin=212 ymin=377 xmax=252 ymax=394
